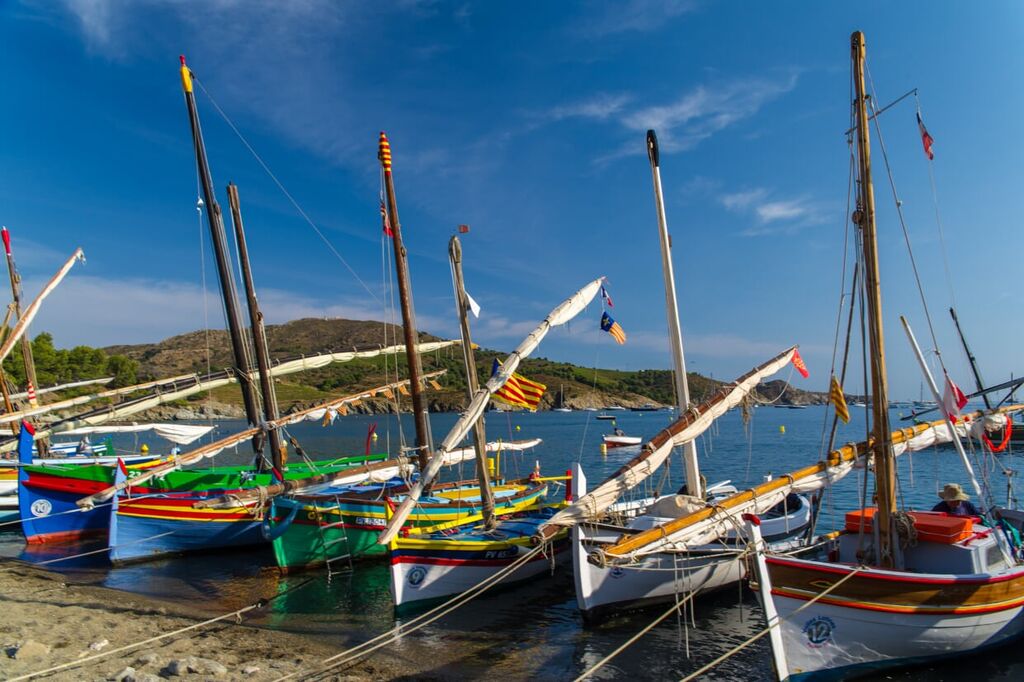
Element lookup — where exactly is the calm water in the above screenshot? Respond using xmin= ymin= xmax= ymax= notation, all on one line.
xmin=4 ymin=406 xmax=1024 ymax=680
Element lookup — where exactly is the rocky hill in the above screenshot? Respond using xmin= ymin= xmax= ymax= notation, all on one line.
xmin=98 ymin=318 xmax=826 ymax=418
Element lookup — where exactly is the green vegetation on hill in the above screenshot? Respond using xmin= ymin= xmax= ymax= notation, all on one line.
xmin=4 ymin=319 xmax=823 ymax=413
xmin=3 ymin=333 xmax=139 ymax=389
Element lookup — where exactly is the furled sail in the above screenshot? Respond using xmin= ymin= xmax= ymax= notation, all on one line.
xmin=59 ymin=423 xmax=215 ymax=445
xmin=376 ymin=277 xmax=606 ymax=545
xmin=0 ymin=248 xmax=85 ymax=366
xmin=590 ymin=408 xmax=1022 ymax=565
xmin=75 ymin=371 xmax=448 ymax=509
xmin=0 ymin=340 xmax=459 ymax=453
xmin=533 ymin=347 xmax=799 ymax=542
xmin=193 ymin=437 xmax=544 ymax=510
xmin=9 ymin=376 xmax=114 ymax=402
xmin=0 ymin=373 xmax=196 ymax=426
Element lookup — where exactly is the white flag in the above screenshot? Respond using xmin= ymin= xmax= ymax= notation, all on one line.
xmin=466 ymin=291 xmax=481 ymax=318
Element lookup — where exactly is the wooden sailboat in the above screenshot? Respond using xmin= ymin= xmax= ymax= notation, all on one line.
xmin=744 ymin=31 xmax=1024 ymax=681
xmin=248 ymin=134 xmax=550 ymax=574
xmin=380 ymin=270 xmax=605 ymax=607
xmin=531 ymin=130 xmax=812 ymax=618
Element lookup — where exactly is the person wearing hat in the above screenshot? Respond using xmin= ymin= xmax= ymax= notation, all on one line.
xmin=932 ymin=483 xmax=981 ymax=517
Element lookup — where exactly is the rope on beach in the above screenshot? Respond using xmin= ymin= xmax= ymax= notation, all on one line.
xmin=9 ymin=602 xmax=264 ymax=681
xmin=678 ymin=565 xmax=866 ymax=682
xmin=10 ymin=577 xmax=316 ymax=682
xmin=280 ymin=542 xmax=552 ymax=681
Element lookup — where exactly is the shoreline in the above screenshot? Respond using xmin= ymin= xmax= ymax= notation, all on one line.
xmin=0 ymin=562 xmax=406 ymax=681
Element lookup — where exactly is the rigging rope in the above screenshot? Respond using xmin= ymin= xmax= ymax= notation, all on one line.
xmin=191 ymin=74 xmax=380 ymax=305
xmin=281 ymin=542 xmax=551 ymax=681
xmin=678 ymin=565 xmax=867 ymax=682
xmin=915 ymin=94 xmax=958 ymax=310
xmin=864 ymin=65 xmax=946 ymax=378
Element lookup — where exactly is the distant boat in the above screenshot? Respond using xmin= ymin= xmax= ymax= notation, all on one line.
xmin=596 ymin=414 xmax=617 ymax=421
xmin=602 ymin=434 xmax=642 ymax=448
xmin=605 ymin=405 xmax=627 ymax=411
xmin=630 ymin=403 xmax=659 ymax=412
xmin=553 ymin=383 xmax=572 ymax=412
xmin=582 ymin=407 xmax=598 ymax=412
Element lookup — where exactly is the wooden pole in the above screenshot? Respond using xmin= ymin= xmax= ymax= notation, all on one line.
xmin=852 ymin=31 xmax=896 ymax=567
xmin=1 ymin=228 xmax=38 ymax=448
xmin=227 ymin=183 xmax=286 ymax=472
xmin=647 ymin=130 xmax=701 ymax=498
xmin=179 ymin=56 xmax=263 ymax=458
xmin=449 ymin=235 xmax=496 ymax=528
xmin=379 ymin=132 xmax=434 ymax=471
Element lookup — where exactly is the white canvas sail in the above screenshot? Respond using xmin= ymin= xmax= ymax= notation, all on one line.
xmin=9 ymin=376 xmax=114 ymax=402
xmin=75 ymin=371 xmax=448 ymax=508
xmin=591 ymin=408 xmax=1022 ymax=564
xmin=534 ymin=347 xmax=799 ymax=542
xmin=376 ymin=277 xmax=605 ymax=545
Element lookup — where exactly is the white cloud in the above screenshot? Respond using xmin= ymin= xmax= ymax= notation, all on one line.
xmin=574 ymin=0 xmax=699 ymax=38
xmin=20 ymin=273 xmax=454 ymax=348
xmin=719 ymin=188 xmax=768 ymax=211
xmin=718 ymin=187 xmax=828 ymax=237
xmin=543 ymin=93 xmax=633 ymax=122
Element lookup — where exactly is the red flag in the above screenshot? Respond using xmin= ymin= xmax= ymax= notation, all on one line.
xmin=380 ymin=199 xmax=393 ymax=237
xmin=791 ymin=349 xmax=810 ymax=378
xmin=458 ymin=224 xmax=470 ymax=234
xmin=942 ymin=376 xmax=968 ymax=421
xmin=917 ymin=112 xmax=934 ymax=160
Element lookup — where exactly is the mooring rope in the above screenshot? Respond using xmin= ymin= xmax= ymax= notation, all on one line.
xmin=574 ymin=589 xmax=699 ymax=682
xmin=678 ymin=565 xmax=866 ymax=682
xmin=278 ymin=542 xmax=551 ymax=681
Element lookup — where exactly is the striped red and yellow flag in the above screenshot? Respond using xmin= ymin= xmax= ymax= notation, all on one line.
xmin=830 ymin=375 xmax=850 ymax=424
xmin=491 ymin=360 xmax=546 ymax=411
xmin=378 ymin=131 xmax=392 ymax=174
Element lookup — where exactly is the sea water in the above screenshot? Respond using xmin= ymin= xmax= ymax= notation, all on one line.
xmin=3 ymin=405 xmax=1023 ymax=680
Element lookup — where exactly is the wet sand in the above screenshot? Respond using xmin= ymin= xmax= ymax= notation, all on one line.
xmin=0 ymin=562 xmax=410 ymax=681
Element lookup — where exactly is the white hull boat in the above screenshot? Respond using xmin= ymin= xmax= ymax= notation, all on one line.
xmin=603 ymin=435 xmax=642 ymax=448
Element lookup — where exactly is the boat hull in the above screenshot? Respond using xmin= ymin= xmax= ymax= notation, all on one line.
xmin=390 ymin=514 xmax=567 ymax=608
xmin=271 ymin=482 xmax=548 ymax=572
xmin=763 ymin=555 xmax=1024 ymax=680
xmin=110 ymin=494 xmax=265 ymax=563
xmin=19 ymin=465 xmax=113 ymax=543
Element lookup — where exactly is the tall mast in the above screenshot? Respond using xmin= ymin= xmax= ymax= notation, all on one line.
xmin=179 ymin=57 xmax=263 ymax=457
xmin=646 ymin=130 xmax=701 ymax=499
xmin=949 ymin=307 xmax=992 ymax=409
xmin=449 ymin=235 xmax=496 ymax=528
xmin=227 ymin=183 xmax=286 ymax=472
xmin=2 ymin=228 xmax=41 ymax=449
xmin=378 ymin=132 xmax=434 ymax=471
xmin=852 ymin=31 xmax=897 ymax=567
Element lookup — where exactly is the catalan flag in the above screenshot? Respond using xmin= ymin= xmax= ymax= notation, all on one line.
xmin=491 ymin=359 xmax=546 ymax=411
xmin=830 ymin=375 xmax=850 ymax=424
xmin=601 ymin=312 xmax=626 ymax=345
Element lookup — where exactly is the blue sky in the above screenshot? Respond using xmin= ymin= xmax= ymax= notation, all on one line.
xmin=2 ymin=1 xmax=1023 ymax=400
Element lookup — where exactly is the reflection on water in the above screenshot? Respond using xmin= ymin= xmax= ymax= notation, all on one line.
xmin=2 ymin=407 xmax=1023 ymax=679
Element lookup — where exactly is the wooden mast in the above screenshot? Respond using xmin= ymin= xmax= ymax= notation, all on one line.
xmin=179 ymin=56 xmax=264 ymax=458
xmin=448 ymin=235 xmax=496 ymax=528
xmin=378 ymin=132 xmax=434 ymax=471
xmin=1 ymin=228 xmax=40 ymax=448
xmin=227 ymin=183 xmax=286 ymax=472
xmin=647 ymin=130 xmax=701 ymax=498
xmin=852 ymin=31 xmax=897 ymax=567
